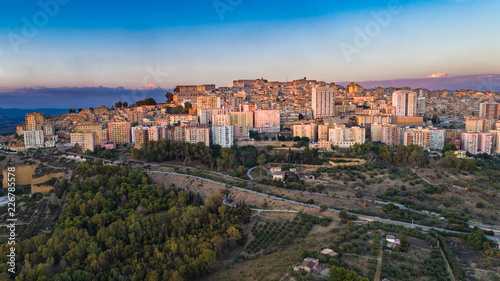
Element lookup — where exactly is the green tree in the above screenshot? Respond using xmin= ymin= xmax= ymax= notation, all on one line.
xmin=329 ymin=265 xmax=369 ymax=281
xmin=467 ymin=227 xmax=489 ymax=250
xmin=184 ymin=102 xmax=192 ymax=112
xmin=257 ymin=154 xmax=267 ymax=166
xmin=432 ymin=114 xmax=440 ymax=124
xmin=165 ymin=92 xmax=174 ymax=102
xmin=379 ymin=144 xmax=392 ymax=163
xmin=442 ymin=143 xmax=457 ymax=153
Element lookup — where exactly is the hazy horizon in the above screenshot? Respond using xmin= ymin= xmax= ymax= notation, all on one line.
xmin=1 ymin=0 xmax=499 ymax=90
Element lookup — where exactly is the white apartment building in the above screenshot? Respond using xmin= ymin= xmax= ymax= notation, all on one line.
xmin=392 ymin=90 xmax=417 ymax=117
xmin=199 ymin=108 xmax=223 ymax=125
xmin=212 ymin=126 xmax=234 ymax=148
xmin=462 ymin=132 xmax=493 ymax=155
xmin=24 ymin=130 xmax=45 ymax=149
xmin=328 ymin=125 xmax=365 ymax=148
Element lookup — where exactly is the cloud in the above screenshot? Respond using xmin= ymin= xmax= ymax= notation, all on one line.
xmin=139 ymin=83 xmax=160 ymax=90
xmin=427 ymin=72 xmax=450 ymax=78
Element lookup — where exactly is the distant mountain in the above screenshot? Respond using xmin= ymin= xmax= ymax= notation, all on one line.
xmin=0 ymin=108 xmax=69 ymax=117
xmin=0 ymin=86 xmax=171 ymax=109
xmin=338 ymin=74 xmax=500 ymax=91
xmin=0 ymin=108 xmax=69 ymax=135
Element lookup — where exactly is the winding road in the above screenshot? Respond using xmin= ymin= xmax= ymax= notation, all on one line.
xmin=148 ymin=170 xmax=497 ymax=240
xmin=49 ymin=149 xmax=500 ymax=239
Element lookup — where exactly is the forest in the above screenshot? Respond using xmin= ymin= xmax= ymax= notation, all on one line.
xmin=0 ymin=160 xmax=250 ymax=281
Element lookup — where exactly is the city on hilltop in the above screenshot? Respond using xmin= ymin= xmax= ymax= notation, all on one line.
xmin=1 ymin=0 xmax=500 ymax=280
xmin=3 ymin=79 xmax=499 ymax=157
xmin=1 ymin=78 xmax=500 ymax=280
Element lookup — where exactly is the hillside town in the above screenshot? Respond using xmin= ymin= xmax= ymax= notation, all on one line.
xmin=3 ymin=78 xmax=499 ymax=157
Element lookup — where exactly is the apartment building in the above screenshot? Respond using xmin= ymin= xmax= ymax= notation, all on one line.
xmin=380 ymin=124 xmax=401 ymax=146
xmin=462 ymin=132 xmax=493 ymax=155
xmin=212 ymin=126 xmax=234 ymax=148
xmin=254 ymin=110 xmax=280 ymax=133
xmin=392 ymin=90 xmax=417 ymax=117
xmin=108 ymin=121 xmax=131 ymax=144
xmin=311 ymin=86 xmax=335 ymax=119
xmin=196 ymin=95 xmax=221 ymax=114
xmin=24 ymin=130 xmax=44 ymax=149
xmin=328 ymin=125 xmax=365 ymax=148
xmin=233 ymin=126 xmax=250 ymax=140
xmin=318 ymin=125 xmax=336 ymax=141
xmin=402 ymin=127 xmax=445 ymax=150
xmin=174 ymin=126 xmax=211 ymax=146
xmin=356 ymin=115 xmax=391 ymax=127
xmin=199 ymin=108 xmax=223 ymax=125
xmin=465 ymin=117 xmax=493 ymax=132
xmin=25 ymin=112 xmax=44 ymax=131
xmin=95 ymin=129 xmax=108 ymax=143
xmin=292 ymin=123 xmax=318 ymax=142
xmin=148 ymin=126 xmax=161 ymax=141
xmin=169 ymin=114 xmax=198 ymax=126
xmin=134 ymin=128 xmax=149 ymax=149
xmin=229 ymin=111 xmax=254 ymax=127
xmin=417 ymin=97 xmax=426 ymax=114
xmin=70 ymin=132 xmax=96 ymax=152
xmin=75 ymin=123 xmax=103 ymax=133
xmin=213 ymin=114 xmax=230 ymax=126
xmin=479 ymin=103 xmax=500 ymax=119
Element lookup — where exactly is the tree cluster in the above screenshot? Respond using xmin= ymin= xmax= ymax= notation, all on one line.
xmin=440 ymin=150 xmax=477 ymax=172
xmin=0 ymin=160 xmax=250 ymax=281
xmin=379 ymin=144 xmax=428 ymax=167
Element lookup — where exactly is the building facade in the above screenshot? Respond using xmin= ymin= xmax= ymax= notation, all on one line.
xmin=254 ymin=110 xmax=280 ymax=133
xmin=108 ymin=121 xmax=131 ymax=144
xmin=292 ymin=123 xmax=318 ymax=142
xmin=24 ymin=130 xmax=44 ymax=149
xmin=212 ymin=126 xmax=234 ymax=148
xmin=392 ymin=90 xmax=417 ymax=117
xmin=479 ymin=103 xmax=500 ymax=119
xmin=311 ymin=86 xmax=335 ymax=119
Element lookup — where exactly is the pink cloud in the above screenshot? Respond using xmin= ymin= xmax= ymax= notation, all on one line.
xmin=427 ymin=72 xmax=450 ymax=78
xmin=139 ymin=83 xmax=160 ymax=90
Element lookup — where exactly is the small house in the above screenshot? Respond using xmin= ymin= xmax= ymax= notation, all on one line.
xmin=320 ymin=248 xmax=338 ymax=257
xmin=386 ymin=235 xmax=400 ymax=248
xmin=272 ymin=172 xmax=286 ymax=181
xmin=294 ymin=258 xmax=320 ymax=273
xmin=268 ymin=167 xmax=282 ymax=174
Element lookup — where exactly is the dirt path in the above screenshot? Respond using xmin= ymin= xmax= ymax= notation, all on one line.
xmin=439 ymin=245 xmax=456 ymax=281
xmin=374 ymin=240 xmax=383 ymax=281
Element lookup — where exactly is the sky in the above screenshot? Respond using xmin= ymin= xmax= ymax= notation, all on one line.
xmin=0 ymin=0 xmax=499 ymax=92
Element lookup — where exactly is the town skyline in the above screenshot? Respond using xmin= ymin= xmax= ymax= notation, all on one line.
xmin=1 ymin=73 xmax=500 ymax=109
xmin=1 ymin=0 xmax=500 ymax=89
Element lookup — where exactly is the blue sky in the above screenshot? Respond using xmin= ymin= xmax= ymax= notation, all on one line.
xmin=0 ymin=0 xmax=499 ymax=90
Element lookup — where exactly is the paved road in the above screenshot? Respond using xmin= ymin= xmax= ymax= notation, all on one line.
xmin=246 ymin=166 xmax=256 ymax=180
xmin=0 ymin=196 xmax=9 ymax=207
xmin=148 ymin=170 xmax=497 ymax=240
xmin=51 ymin=151 xmax=500 ymax=238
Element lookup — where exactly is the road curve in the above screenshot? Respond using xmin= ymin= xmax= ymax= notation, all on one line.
xmin=148 ymin=170 xmax=497 ymax=240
